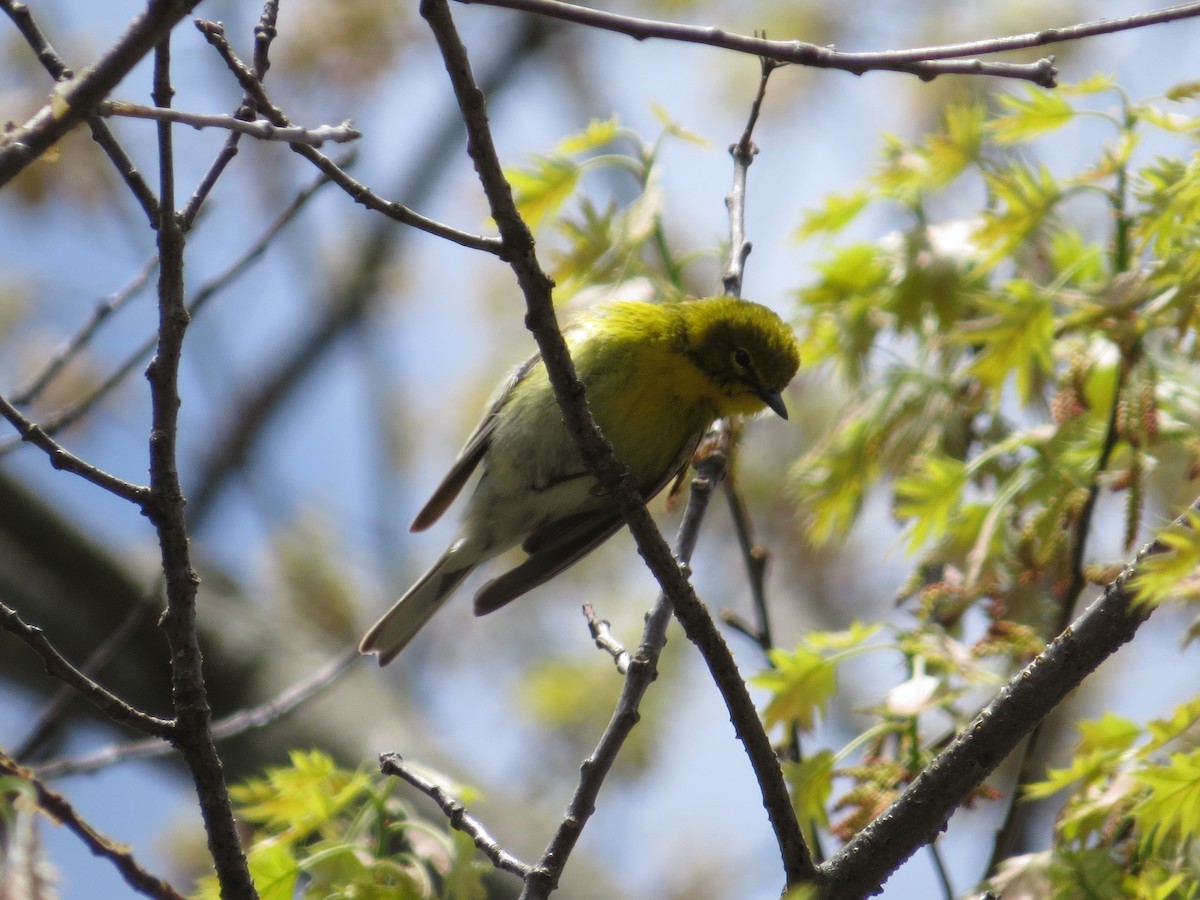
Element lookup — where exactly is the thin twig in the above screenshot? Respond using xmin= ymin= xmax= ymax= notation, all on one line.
xmin=0 ymin=162 xmax=338 ymax=456
xmin=0 ymin=392 xmax=151 ymax=504
xmin=0 ymin=751 xmax=185 ymax=900
xmin=0 ymin=0 xmax=206 ymax=188
xmin=0 ymin=599 xmax=173 ymax=739
xmin=179 ymin=1 xmax=283 ymax=230
xmin=0 ymin=0 xmax=162 ymax=223
xmin=99 ymin=99 xmax=361 ymax=146
xmin=15 ymin=599 xmax=157 ymax=760
xmin=9 ymin=257 xmax=157 ymax=408
xmin=528 ymin=443 xmax=724 ymax=898
xmin=723 ymin=57 xmax=776 ymax=298
xmin=195 ymin=19 xmax=504 ymax=256
xmin=380 ymin=753 xmax=532 ymax=878
xmin=35 ymin=646 xmax=360 ymax=779
xmin=455 ymin=0 xmax=1061 ymax=85
xmin=582 ymin=603 xmax=631 ymax=673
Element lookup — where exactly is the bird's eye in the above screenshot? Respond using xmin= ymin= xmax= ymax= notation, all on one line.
xmin=733 ymin=348 xmax=752 ymax=369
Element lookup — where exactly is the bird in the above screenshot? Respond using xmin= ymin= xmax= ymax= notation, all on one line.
xmin=359 ymin=296 xmax=800 ymax=665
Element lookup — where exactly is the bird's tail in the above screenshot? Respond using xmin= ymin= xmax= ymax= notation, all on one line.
xmin=359 ymin=546 xmax=475 ymax=665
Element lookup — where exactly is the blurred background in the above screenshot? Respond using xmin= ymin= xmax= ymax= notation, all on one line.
xmin=2 ymin=0 xmax=1200 ymax=897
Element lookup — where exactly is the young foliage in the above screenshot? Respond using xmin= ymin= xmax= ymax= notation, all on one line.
xmin=192 ymin=751 xmax=487 ymax=900
xmin=768 ymin=77 xmax=1200 ymax=890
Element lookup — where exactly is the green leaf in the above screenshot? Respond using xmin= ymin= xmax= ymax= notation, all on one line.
xmin=894 ymin=454 xmax=969 ymax=552
xmin=990 ymin=88 xmax=1076 ymax=144
xmin=1060 ymin=73 xmax=1118 ymax=96
xmin=784 ymin=750 xmax=834 ymax=834
xmin=954 ymin=280 xmax=1055 ymax=404
xmin=554 ymin=116 xmax=620 ymax=155
xmin=924 ymin=100 xmax=985 ymax=182
xmin=1165 ymin=79 xmax=1200 ymax=102
xmin=794 ymin=190 xmax=869 ymax=241
xmin=791 ymin=417 xmax=879 ymax=545
xmin=975 ymin=161 xmax=1062 ymax=260
xmin=1134 ymin=749 xmax=1200 ymax=854
xmin=506 ymin=155 xmax=580 ymax=230
xmin=1024 ymin=749 xmax=1121 ymax=802
xmin=754 ymin=646 xmax=838 ymax=732
xmin=1130 ymin=512 xmax=1200 ymax=607
xmin=1076 ymin=711 xmax=1142 ymax=755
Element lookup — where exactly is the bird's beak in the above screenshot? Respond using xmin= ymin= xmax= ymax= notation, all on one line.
xmin=755 ymin=387 xmax=789 ymax=420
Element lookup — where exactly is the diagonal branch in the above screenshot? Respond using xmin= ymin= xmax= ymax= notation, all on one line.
xmin=0 ymin=0 xmax=206 ymax=188
xmin=0 ymin=599 xmax=173 ymax=739
xmin=380 ymin=753 xmax=533 ymax=878
xmin=0 ymin=0 xmax=162 ymax=223
xmin=420 ymin=0 xmax=813 ymax=890
xmin=35 ymin=646 xmax=360 ymax=779
xmin=195 ymin=19 xmax=503 ymax=255
xmin=0 ymin=392 xmax=150 ymax=504
xmin=817 ymin=496 xmax=1200 ymax=896
xmin=0 ymin=750 xmax=185 ymax=900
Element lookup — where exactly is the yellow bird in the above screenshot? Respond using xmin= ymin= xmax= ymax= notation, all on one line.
xmin=360 ymin=296 xmax=800 ymax=665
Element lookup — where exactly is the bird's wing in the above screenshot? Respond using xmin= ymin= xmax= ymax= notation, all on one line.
xmin=473 ymin=509 xmax=624 ymax=615
xmin=471 ymin=430 xmax=703 ymax=615
xmin=410 ymin=352 xmax=542 ymax=532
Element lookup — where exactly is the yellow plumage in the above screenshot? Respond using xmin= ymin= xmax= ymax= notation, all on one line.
xmin=360 ymin=296 xmax=800 ymax=665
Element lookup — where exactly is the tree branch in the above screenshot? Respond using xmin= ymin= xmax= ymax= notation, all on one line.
xmin=143 ymin=36 xmax=256 ymax=900
xmin=35 ymin=646 xmax=360 ymax=779
xmin=195 ymin=19 xmax=504 ymax=255
xmin=816 ymin=497 xmax=1200 ymax=896
xmin=420 ymin=0 xmax=812 ymax=890
xmin=0 ymin=0 xmax=206 ymax=188
xmin=0 ymin=392 xmax=151 ymax=504
xmin=0 ymin=0 xmax=162 ymax=223
xmin=380 ymin=753 xmax=533 ymax=879
xmin=455 ymin=0 xmax=1060 ymax=85
xmin=99 ymin=99 xmax=362 ymax=147
xmin=0 ymin=750 xmax=185 ymax=900
xmin=0 ymin=600 xmax=173 ymax=739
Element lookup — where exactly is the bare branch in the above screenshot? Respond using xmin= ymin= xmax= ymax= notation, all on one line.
xmin=35 ymin=646 xmax=360 ymax=779
xmin=723 ymin=59 xmax=776 ymax=298
xmin=99 ymin=99 xmax=362 ymax=147
xmin=454 ymin=0 xmax=1060 ymax=85
xmin=0 ymin=600 xmax=173 ymax=739
xmin=421 ymin=3 xmax=813 ymax=888
xmin=195 ymin=19 xmax=504 ymax=256
xmin=0 ymin=0 xmax=206 ymax=188
xmin=582 ymin=603 xmax=631 ymax=673
xmin=0 ymin=162 xmax=337 ymax=457
xmin=0 ymin=0 xmax=162 ymax=223
xmin=0 ymin=750 xmax=185 ymax=900
xmin=0 ymin=392 xmax=151 ymax=504
xmin=380 ymin=753 xmax=533 ymax=879
xmin=816 ymin=498 xmax=1200 ymax=895
xmin=180 ymin=1 xmax=283 ymax=230
xmin=143 ymin=37 xmax=256 ymax=899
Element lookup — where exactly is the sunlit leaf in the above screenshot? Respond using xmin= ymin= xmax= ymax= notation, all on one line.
xmin=1134 ymin=750 xmax=1200 ymax=854
xmin=1130 ymin=512 xmax=1200 ymax=607
xmin=954 ymin=280 xmax=1055 ymax=403
xmin=895 ymin=454 xmax=968 ymax=552
xmin=990 ymin=88 xmax=1077 ymax=144
xmin=755 ymin=646 xmax=838 ymax=732
xmin=506 ymin=155 xmax=580 ymax=230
